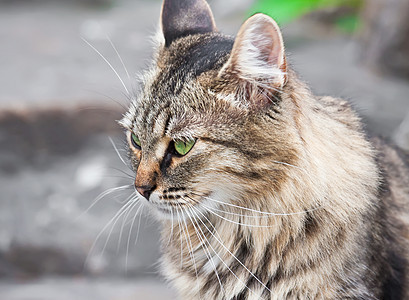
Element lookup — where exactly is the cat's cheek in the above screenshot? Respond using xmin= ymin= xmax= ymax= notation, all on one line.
xmin=132 ymin=149 xmax=142 ymax=160
xmin=129 ymin=152 xmax=142 ymax=172
xmin=143 ymin=193 xmax=164 ymax=217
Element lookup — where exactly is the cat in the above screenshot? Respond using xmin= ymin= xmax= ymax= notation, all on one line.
xmin=119 ymin=0 xmax=409 ymax=298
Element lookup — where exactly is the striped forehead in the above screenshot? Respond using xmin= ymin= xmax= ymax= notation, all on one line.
xmin=135 ymin=90 xmax=192 ymax=143
xmin=135 ymin=99 xmax=170 ymax=140
xmin=133 ymin=33 xmax=234 ymax=137
xmin=152 ymin=33 xmax=233 ymax=96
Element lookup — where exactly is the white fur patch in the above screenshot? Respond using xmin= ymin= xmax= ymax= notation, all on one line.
xmin=236 ymin=23 xmax=284 ymax=80
xmin=219 ymin=13 xmax=286 ymax=88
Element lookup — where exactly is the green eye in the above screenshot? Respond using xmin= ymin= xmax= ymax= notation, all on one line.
xmin=131 ymin=133 xmax=141 ymax=148
xmin=174 ymin=139 xmax=196 ymax=156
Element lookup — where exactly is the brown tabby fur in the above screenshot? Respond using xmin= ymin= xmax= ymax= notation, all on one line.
xmin=119 ymin=0 xmax=409 ymax=299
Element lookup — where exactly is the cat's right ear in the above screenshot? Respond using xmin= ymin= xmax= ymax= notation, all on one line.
xmin=219 ymin=14 xmax=287 ymax=94
xmin=161 ymin=0 xmax=216 ymax=47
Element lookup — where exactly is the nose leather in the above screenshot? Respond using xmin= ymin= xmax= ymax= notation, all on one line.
xmin=136 ymin=185 xmax=156 ymax=200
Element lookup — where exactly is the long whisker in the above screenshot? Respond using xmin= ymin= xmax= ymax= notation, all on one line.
xmin=85 ymin=198 xmax=136 ymax=267
xmin=105 ymin=174 xmax=133 ymax=181
xmin=106 ymin=35 xmax=131 ymax=81
xmin=185 ymin=197 xmax=224 ymax=242
xmin=81 ymin=37 xmax=130 ymax=95
xmin=109 ymin=137 xmax=132 ymax=171
xmin=187 ymin=195 xmax=276 ymax=228
xmin=108 ymin=167 xmax=134 ymax=179
xmin=201 ymin=202 xmax=275 ymax=219
xmin=175 ymin=208 xmax=184 ymax=268
xmin=77 ymin=184 xmax=133 ymax=221
xmin=186 ymin=206 xmax=226 ymax=297
xmin=204 ymin=206 xmax=277 ymax=228
xmin=81 ymin=90 xmax=129 ymax=111
xmin=191 ymin=205 xmax=272 ymax=295
xmin=190 ymin=205 xmax=266 ymax=299
xmin=101 ymin=199 xmax=138 ymax=257
xmin=165 ymin=205 xmax=175 ymax=248
xmin=179 ymin=204 xmax=201 ymax=298
xmin=126 ymin=202 xmax=144 ymax=270
xmin=195 ymin=193 xmax=322 ymax=216
xmin=117 ymin=196 xmax=140 ymax=252
xmin=133 ymin=203 xmax=145 ymax=246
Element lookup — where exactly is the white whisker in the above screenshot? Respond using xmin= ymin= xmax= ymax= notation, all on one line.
xmin=133 ymin=203 xmax=144 ymax=246
xmin=106 ymin=35 xmax=131 ymax=81
xmin=188 ymin=195 xmax=277 ymax=227
xmin=204 ymin=206 xmax=276 ymax=228
xmin=117 ymin=196 xmax=140 ymax=252
xmin=109 ymin=137 xmax=132 ymax=170
xmin=196 ymin=193 xmax=322 ymax=216
xmin=201 ymin=202 xmax=273 ymax=219
xmin=77 ymin=184 xmax=133 ymax=222
xmin=176 ymin=208 xmax=184 ymax=268
xmin=126 ymin=203 xmax=144 ymax=270
xmin=108 ymin=167 xmax=134 ymax=179
xmin=179 ymin=204 xmax=201 ymax=297
xmin=81 ymin=37 xmax=130 ymax=95
xmin=191 ymin=205 xmax=271 ymax=295
xmin=101 ymin=199 xmax=137 ymax=257
xmin=190 ymin=205 xmax=267 ymax=299
xmin=166 ymin=205 xmax=175 ymax=248
xmin=85 ymin=198 xmax=136 ymax=267
xmin=186 ymin=206 xmax=226 ymax=297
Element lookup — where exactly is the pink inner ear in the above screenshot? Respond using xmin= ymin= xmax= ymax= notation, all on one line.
xmin=219 ymin=13 xmax=287 ymax=90
xmin=268 ymin=29 xmax=284 ymax=68
xmin=247 ymin=17 xmax=284 ymax=70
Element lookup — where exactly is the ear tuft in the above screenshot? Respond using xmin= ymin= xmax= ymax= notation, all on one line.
xmin=161 ymin=0 xmax=216 ymax=47
xmin=220 ymin=13 xmax=287 ymax=89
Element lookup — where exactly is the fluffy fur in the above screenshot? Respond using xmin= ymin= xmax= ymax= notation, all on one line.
xmin=119 ymin=0 xmax=409 ymax=299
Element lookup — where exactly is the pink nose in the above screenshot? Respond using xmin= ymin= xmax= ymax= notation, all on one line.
xmin=135 ymin=185 xmax=156 ymax=200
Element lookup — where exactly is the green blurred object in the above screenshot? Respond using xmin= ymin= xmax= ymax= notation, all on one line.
xmin=250 ymin=0 xmax=362 ymax=28
xmin=335 ymin=14 xmax=361 ymax=33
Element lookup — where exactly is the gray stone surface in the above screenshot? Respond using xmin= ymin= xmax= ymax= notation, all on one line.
xmin=0 ymin=0 xmax=160 ymax=109
xmin=0 ymin=134 xmax=161 ymax=277
xmin=0 ymin=277 xmax=177 ymax=300
xmin=1 ymin=0 xmax=409 ymax=299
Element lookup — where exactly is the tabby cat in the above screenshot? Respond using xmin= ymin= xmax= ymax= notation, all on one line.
xmin=119 ymin=0 xmax=409 ymax=298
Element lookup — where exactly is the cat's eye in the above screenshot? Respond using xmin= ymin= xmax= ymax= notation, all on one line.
xmin=131 ymin=132 xmax=141 ymax=149
xmin=174 ymin=139 xmax=196 ymax=156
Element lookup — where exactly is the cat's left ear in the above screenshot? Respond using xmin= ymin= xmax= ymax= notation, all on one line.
xmin=219 ymin=13 xmax=287 ymax=91
xmin=161 ymin=0 xmax=217 ymax=47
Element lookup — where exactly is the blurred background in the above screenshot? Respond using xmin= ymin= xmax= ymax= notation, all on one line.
xmin=0 ymin=0 xmax=408 ymax=299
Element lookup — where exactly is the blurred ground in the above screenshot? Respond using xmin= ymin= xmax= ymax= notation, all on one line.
xmin=0 ymin=277 xmax=177 ymax=300
xmin=1 ymin=0 xmax=409 ymax=299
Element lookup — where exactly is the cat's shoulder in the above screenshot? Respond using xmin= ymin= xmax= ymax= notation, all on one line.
xmin=372 ymin=136 xmax=409 ymax=189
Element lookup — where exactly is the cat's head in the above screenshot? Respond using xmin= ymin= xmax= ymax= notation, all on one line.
xmin=120 ymin=0 xmax=299 ymax=219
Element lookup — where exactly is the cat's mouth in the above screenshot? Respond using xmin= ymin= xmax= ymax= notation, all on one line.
xmin=149 ymin=191 xmax=211 ymax=219
xmin=152 ymin=201 xmax=199 ymax=220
